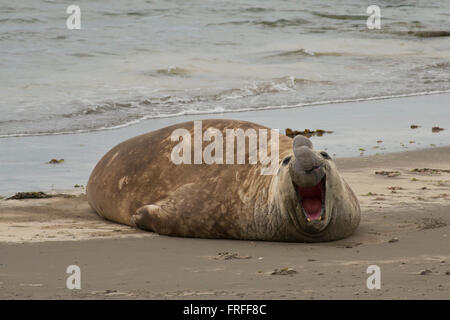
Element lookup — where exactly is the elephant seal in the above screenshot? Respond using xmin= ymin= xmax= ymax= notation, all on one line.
xmin=87 ymin=119 xmax=360 ymax=242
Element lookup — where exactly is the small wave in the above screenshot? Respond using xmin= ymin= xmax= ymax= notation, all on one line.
xmin=213 ymin=41 xmax=238 ymax=46
xmin=0 ymin=6 xmax=16 ymax=13
xmin=267 ymin=49 xmax=345 ymax=59
xmin=242 ymin=7 xmax=274 ymax=13
xmin=94 ymin=51 xmax=120 ymax=56
xmin=254 ymin=18 xmax=309 ymax=27
xmin=103 ymin=8 xmax=171 ymax=17
xmin=210 ymin=20 xmax=250 ymax=26
xmin=270 ymin=49 xmax=315 ymax=57
xmin=70 ymin=53 xmax=96 ymax=58
xmin=102 ymin=11 xmax=120 ymax=16
xmin=0 ymin=17 xmax=42 ymax=23
xmin=154 ymin=66 xmax=191 ymax=76
xmin=411 ymin=62 xmax=450 ymax=85
xmin=127 ymin=10 xmax=152 ymax=17
xmin=213 ymin=77 xmax=331 ymax=101
xmin=311 ymin=12 xmax=368 ymax=20
xmin=210 ymin=18 xmax=309 ymax=28
xmin=385 ymin=4 xmax=415 ymax=8
xmin=0 ymin=30 xmax=39 ymax=40
xmin=53 ymin=35 xmax=67 ymax=40
xmin=61 ymin=102 xmax=134 ymax=118
xmin=413 ymin=62 xmax=450 ymax=71
xmin=3 ymin=90 xmax=449 ymax=139
xmin=404 ymin=30 xmax=450 ymax=38
xmin=387 ymin=21 xmax=425 ymax=28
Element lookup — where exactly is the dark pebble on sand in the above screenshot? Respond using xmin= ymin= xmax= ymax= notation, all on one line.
xmin=420 ymin=269 xmax=432 ymax=275
xmin=105 ymin=289 xmax=117 ymax=294
xmin=271 ymin=267 xmax=297 ymax=276
xmin=214 ymin=252 xmax=251 ymax=260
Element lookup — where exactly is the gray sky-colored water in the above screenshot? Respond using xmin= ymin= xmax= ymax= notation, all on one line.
xmin=0 ymin=0 xmax=449 ymax=137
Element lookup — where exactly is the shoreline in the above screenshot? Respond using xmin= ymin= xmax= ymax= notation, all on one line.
xmin=2 ymin=89 xmax=449 ymax=140
xmin=0 ymin=93 xmax=449 ymax=195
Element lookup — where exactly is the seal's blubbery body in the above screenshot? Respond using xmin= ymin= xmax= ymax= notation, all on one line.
xmin=87 ymin=120 xmax=360 ymax=242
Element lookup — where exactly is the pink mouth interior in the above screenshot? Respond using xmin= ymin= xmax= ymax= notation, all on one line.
xmin=297 ymin=180 xmax=324 ymax=221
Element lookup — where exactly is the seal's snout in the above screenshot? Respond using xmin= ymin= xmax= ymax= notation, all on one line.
xmin=292 ymin=135 xmax=313 ymax=149
xmin=293 ymin=146 xmax=324 ymax=174
xmin=289 ymin=135 xmax=328 ymax=225
xmin=292 ymin=135 xmax=321 ymax=173
xmin=290 ymin=136 xmax=325 ymax=188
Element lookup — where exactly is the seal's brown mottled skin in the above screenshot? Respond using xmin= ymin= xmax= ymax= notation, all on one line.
xmin=87 ymin=119 xmax=360 ymax=242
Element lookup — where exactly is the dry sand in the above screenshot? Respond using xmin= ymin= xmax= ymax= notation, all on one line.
xmin=0 ymin=147 xmax=449 ymax=299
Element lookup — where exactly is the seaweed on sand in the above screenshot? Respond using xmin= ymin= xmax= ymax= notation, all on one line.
xmin=285 ymin=128 xmax=333 ymax=138
xmin=6 ymin=192 xmax=52 ymax=200
xmin=48 ymin=159 xmax=64 ymax=164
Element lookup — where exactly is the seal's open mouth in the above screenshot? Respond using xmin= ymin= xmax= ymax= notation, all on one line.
xmin=297 ymin=177 xmax=325 ymax=221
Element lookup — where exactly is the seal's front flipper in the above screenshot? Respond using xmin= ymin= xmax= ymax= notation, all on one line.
xmin=131 ymin=204 xmax=173 ymax=234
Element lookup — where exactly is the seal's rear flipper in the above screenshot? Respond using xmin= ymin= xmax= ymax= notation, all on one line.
xmin=131 ymin=205 xmax=172 ymax=234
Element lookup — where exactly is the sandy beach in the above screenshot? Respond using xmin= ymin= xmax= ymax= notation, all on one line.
xmin=1 ymin=144 xmax=449 ymax=299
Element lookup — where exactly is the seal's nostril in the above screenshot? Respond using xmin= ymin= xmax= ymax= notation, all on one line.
xmin=304 ymin=163 xmax=323 ymax=174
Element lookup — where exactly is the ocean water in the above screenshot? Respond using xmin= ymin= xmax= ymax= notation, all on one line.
xmin=1 ymin=0 xmax=449 ymax=137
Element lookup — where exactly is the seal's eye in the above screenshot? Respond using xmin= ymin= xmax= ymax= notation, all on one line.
xmin=282 ymin=156 xmax=292 ymax=165
xmin=320 ymin=151 xmax=331 ymax=160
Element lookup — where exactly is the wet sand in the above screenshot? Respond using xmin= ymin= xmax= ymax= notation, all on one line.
xmin=1 ymin=93 xmax=449 ymax=195
xmin=1 ymin=147 xmax=449 ymax=299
